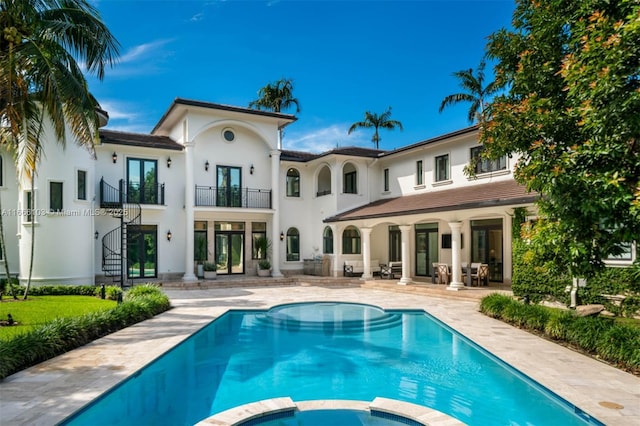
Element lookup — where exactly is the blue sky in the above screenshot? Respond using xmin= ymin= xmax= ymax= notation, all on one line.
xmin=89 ymin=0 xmax=515 ymax=152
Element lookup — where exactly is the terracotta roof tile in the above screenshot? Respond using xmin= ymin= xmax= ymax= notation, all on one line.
xmin=325 ymin=179 xmax=537 ymax=222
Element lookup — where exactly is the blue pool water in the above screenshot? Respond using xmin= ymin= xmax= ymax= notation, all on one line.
xmin=63 ymin=302 xmax=600 ymax=426
xmin=244 ymin=409 xmax=419 ymax=426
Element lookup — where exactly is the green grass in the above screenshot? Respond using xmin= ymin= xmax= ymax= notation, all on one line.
xmin=0 ymin=296 xmax=116 ymax=340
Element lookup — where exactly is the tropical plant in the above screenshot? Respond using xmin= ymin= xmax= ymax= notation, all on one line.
xmin=258 ymin=259 xmax=271 ymax=270
xmin=438 ymin=59 xmax=500 ymax=124
xmin=249 ymin=78 xmax=300 ymax=113
xmin=0 ymin=0 xmax=120 ymax=299
xmin=348 ymin=107 xmax=403 ymax=150
xmin=203 ymin=262 xmax=216 ymax=272
xmin=481 ymin=0 xmax=640 ymax=284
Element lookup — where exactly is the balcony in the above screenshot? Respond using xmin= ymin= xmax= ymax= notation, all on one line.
xmin=99 ymin=179 xmax=165 ymax=208
xmin=195 ymin=185 xmax=271 ymax=209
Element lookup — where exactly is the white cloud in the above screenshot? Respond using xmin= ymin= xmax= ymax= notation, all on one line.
xmin=98 ymin=100 xmax=153 ymax=133
xmin=283 ymin=124 xmax=369 ymax=153
xmin=118 ymin=39 xmax=174 ymax=65
xmin=190 ymin=13 xmax=204 ymax=22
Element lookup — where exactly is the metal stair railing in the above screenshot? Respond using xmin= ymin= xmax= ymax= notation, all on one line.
xmin=100 ymin=178 xmax=142 ymax=287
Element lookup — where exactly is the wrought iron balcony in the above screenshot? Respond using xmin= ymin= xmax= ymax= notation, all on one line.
xmin=195 ymin=185 xmax=271 ymax=209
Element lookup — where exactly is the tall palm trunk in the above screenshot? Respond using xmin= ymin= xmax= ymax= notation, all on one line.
xmin=0 ymin=193 xmax=11 ymax=285
xmin=23 ymin=170 xmax=35 ymax=300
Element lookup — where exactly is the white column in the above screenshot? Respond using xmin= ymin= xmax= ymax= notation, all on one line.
xmin=360 ymin=227 xmax=372 ymax=280
xmin=270 ymin=149 xmax=283 ymax=277
xmin=399 ymin=225 xmax=411 ymax=284
xmin=182 ymin=140 xmax=197 ymax=281
xmin=447 ymin=221 xmax=464 ymax=290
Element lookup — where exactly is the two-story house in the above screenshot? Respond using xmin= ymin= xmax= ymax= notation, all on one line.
xmin=1 ymin=98 xmax=633 ymax=288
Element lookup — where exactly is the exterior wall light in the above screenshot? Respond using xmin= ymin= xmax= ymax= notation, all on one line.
xmin=280 ymin=231 xmax=284 ymax=241
xmin=167 ymin=157 xmax=172 ymax=168
xmin=112 ymin=152 xmax=117 ymax=164
xmin=167 ymin=230 xmax=172 ymax=241
xmin=205 ymin=160 xmax=209 ymax=171
xmin=250 ymin=164 xmax=254 ymax=175
xmin=94 ymin=231 xmax=99 ymax=240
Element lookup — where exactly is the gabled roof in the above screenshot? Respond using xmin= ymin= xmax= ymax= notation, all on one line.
xmin=324 ymin=179 xmax=537 ymax=222
xmin=152 ymin=97 xmax=297 ymax=134
xmin=281 ymin=146 xmax=385 ymax=162
xmin=99 ymin=129 xmax=183 ymax=151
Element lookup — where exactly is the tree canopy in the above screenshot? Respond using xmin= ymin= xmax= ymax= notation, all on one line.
xmin=481 ymin=0 xmax=640 ymax=277
xmin=248 ymin=78 xmax=300 ymax=114
xmin=348 ymin=107 xmax=403 ymax=150
xmin=439 ymin=59 xmax=500 ymax=124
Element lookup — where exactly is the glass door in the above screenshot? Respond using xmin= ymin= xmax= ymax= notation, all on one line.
xmin=471 ymin=219 xmax=503 ymax=282
xmin=216 ymin=166 xmax=242 ymax=207
xmin=415 ymin=223 xmax=438 ymax=276
xmin=127 ymin=158 xmax=157 ymax=204
xmin=214 ymin=222 xmax=245 ymax=275
xmin=388 ymin=226 xmax=401 ymax=262
xmin=127 ymin=225 xmax=157 ymax=278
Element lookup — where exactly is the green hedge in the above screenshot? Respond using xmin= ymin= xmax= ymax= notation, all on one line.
xmin=0 ymin=284 xmax=171 ymax=380
xmin=480 ymin=293 xmax=640 ymax=374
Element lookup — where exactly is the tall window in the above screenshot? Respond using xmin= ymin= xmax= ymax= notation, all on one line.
xmin=24 ymin=191 xmax=33 ymax=223
xmin=343 ymin=163 xmax=357 ymax=194
xmin=216 ymin=165 xmax=242 ymax=207
xmin=127 ymin=225 xmax=157 ymax=278
xmin=323 ymin=226 xmax=333 ymax=254
xmin=435 ymin=154 xmax=449 ymax=182
xmin=317 ymin=165 xmax=332 ymax=196
xmin=286 ymin=227 xmax=300 ymax=261
xmin=470 ymin=146 xmax=506 ymax=174
xmin=383 ymin=168 xmax=389 ymax=192
xmin=252 ymin=222 xmax=267 ymax=259
xmin=49 ymin=182 xmax=63 ymax=212
xmin=194 ymin=221 xmax=208 ymax=263
xmin=286 ymin=168 xmax=300 ymax=197
xmin=342 ymin=226 xmax=361 ymax=254
xmin=416 ymin=160 xmax=423 ymax=185
xmin=77 ymin=170 xmax=87 ymax=200
xmin=127 ymin=158 xmax=158 ymax=204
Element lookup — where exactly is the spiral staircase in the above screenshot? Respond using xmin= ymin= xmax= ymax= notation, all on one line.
xmin=99 ymin=178 xmax=141 ymax=287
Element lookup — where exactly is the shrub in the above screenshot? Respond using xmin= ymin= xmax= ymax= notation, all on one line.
xmin=481 ymin=294 xmax=640 ymax=374
xmin=103 ymin=285 xmax=123 ymax=301
xmin=0 ymin=285 xmax=171 ymax=380
xmin=28 ymin=285 xmax=97 ymax=296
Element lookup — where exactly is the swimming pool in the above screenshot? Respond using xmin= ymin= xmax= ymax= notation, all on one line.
xmin=63 ymin=302 xmax=601 ymax=425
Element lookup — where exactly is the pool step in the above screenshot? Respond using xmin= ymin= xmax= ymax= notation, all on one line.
xmin=250 ymin=311 xmax=403 ymax=333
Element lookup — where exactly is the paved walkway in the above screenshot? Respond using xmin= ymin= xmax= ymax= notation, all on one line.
xmin=0 ymin=281 xmax=638 ymax=425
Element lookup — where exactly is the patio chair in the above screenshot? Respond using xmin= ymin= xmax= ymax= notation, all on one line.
xmin=471 ymin=263 xmax=489 ymax=286
xmin=436 ymin=263 xmax=449 ymax=284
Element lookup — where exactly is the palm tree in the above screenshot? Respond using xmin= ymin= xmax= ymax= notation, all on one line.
xmin=249 ymin=78 xmax=300 ymax=113
xmin=0 ymin=0 xmax=120 ymax=299
xmin=439 ymin=59 xmax=499 ymax=123
xmin=348 ymin=107 xmax=403 ymax=149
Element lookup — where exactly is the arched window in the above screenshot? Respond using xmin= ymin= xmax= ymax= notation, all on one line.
xmin=343 ymin=163 xmax=357 ymax=194
xmin=286 ymin=227 xmax=300 ymax=261
xmin=286 ymin=168 xmax=300 ymax=197
xmin=342 ymin=226 xmax=361 ymax=254
xmin=323 ymin=226 xmax=333 ymax=254
xmin=317 ymin=165 xmax=331 ymax=196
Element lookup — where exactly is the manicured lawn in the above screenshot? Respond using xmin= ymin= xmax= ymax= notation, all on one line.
xmin=0 ymin=296 xmax=117 ymax=340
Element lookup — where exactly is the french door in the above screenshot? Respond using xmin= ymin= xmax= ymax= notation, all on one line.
xmin=127 ymin=225 xmax=157 ymax=278
xmin=471 ymin=219 xmax=503 ymax=282
xmin=415 ymin=223 xmax=439 ymax=277
xmin=214 ymin=222 xmax=245 ymax=275
xmin=216 ymin=166 xmax=242 ymax=207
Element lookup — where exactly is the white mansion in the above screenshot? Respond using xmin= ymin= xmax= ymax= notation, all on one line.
xmin=3 ymin=98 xmax=628 ymax=288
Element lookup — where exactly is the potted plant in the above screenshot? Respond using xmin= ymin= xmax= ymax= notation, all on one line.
xmin=203 ymin=262 xmax=217 ymax=280
xmin=195 ymin=236 xmax=208 ymax=278
xmin=257 ymin=259 xmax=272 ymax=277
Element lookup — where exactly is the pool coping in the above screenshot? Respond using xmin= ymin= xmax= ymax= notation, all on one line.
xmin=195 ymin=397 xmax=465 ymax=426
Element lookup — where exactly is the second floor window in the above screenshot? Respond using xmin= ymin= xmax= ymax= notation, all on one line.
xmin=435 ymin=154 xmax=449 ymax=182
xmin=383 ymin=168 xmax=389 ymax=191
xmin=470 ymin=146 xmax=507 ymax=174
xmin=323 ymin=226 xmax=333 ymax=254
xmin=416 ymin=160 xmax=423 ymax=185
xmin=77 ymin=170 xmax=87 ymax=200
xmin=286 ymin=168 xmax=300 ymax=197
xmin=217 ymin=165 xmax=242 ymax=207
xmin=50 ymin=182 xmax=63 ymax=212
xmin=343 ymin=163 xmax=357 ymax=194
